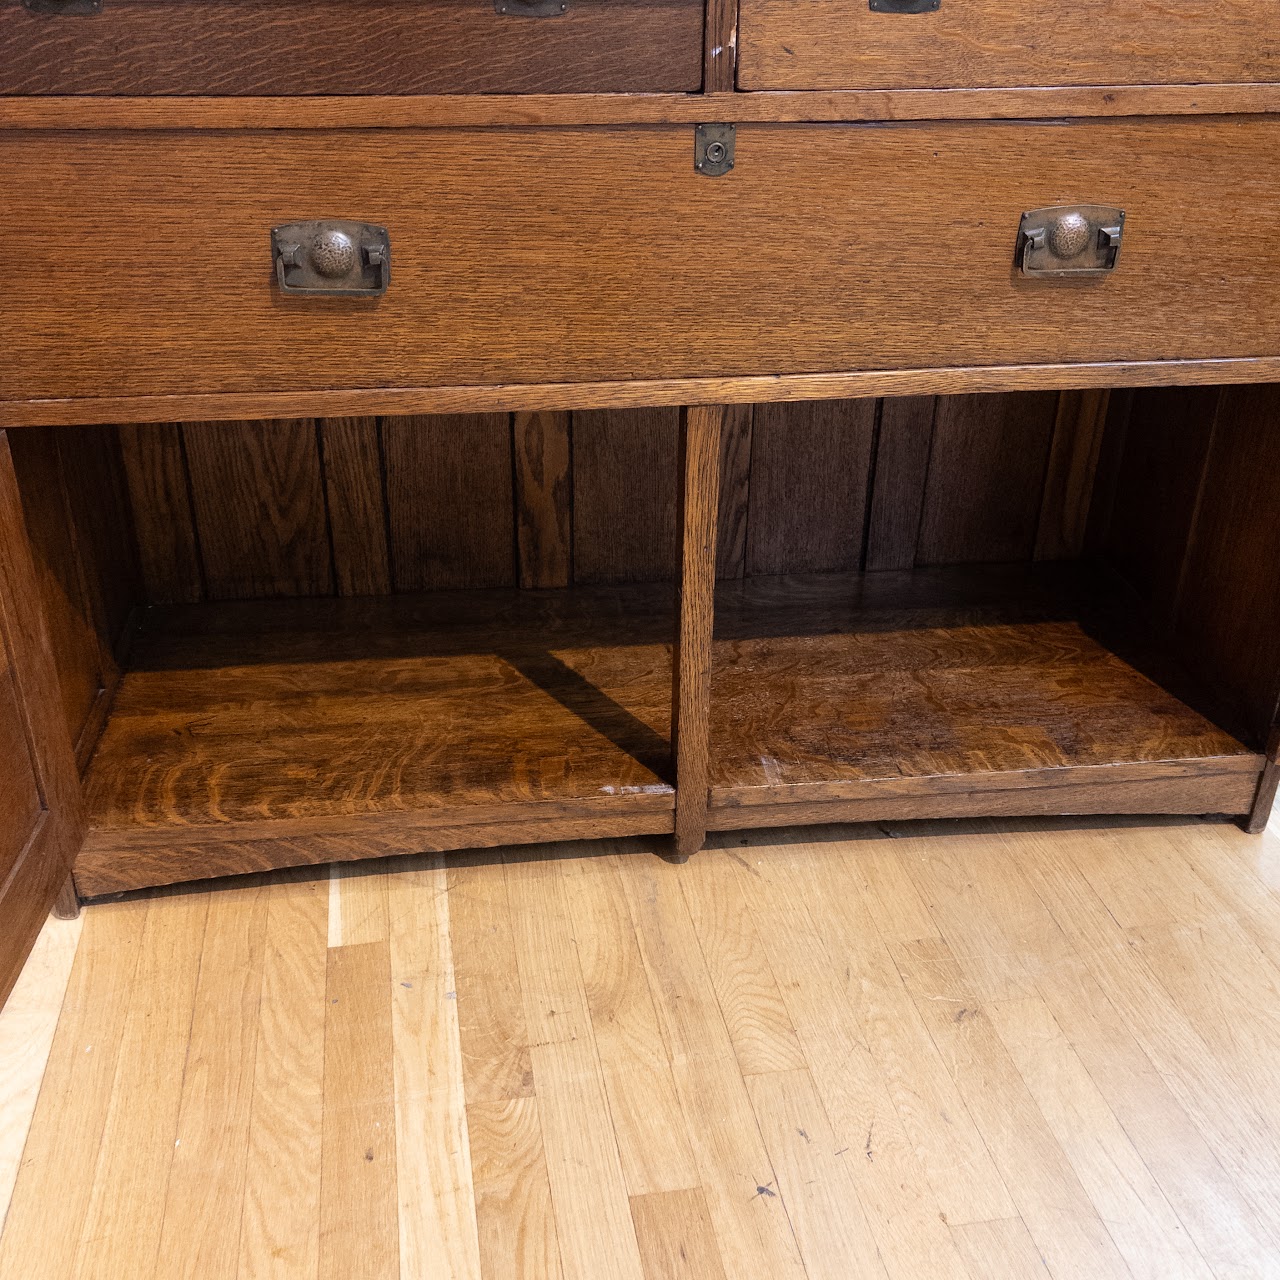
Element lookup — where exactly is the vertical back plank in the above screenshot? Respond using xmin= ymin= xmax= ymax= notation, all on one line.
xmin=716 ymin=403 xmax=753 ymax=580
xmin=514 ymin=411 xmax=572 ymax=590
xmin=746 ymin=399 xmax=876 ymax=576
xmin=184 ymin=419 xmax=333 ymax=600
xmin=383 ymin=414 xmax=514 ymax=591
xmin=237 ymin=870 xmax=328 ymax=1280
xmin=118 ymin=423 xmax=203 ymax=604
xmin=917 ymin=392 xmax=1059 ymax=565
xmin=1034 ymin=390 xmax=1110 ymax=561
xmin=320 ymin=941 xmax=399 ymax=1280
xmin=865 ymin=395 xmax=936 ymax=572
xmin=673 ymin=405 xmax=722 ymax=859
xmin=1101 ymin=385 xmax=1219 ymax=621
xmin=573 ymin=407 xmax=680 ymax=584
xmin=320 ymin=417 xmax=391 ymax=597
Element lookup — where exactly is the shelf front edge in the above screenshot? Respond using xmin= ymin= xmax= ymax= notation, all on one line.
xmin=708 ymin=756 xmax=1265 ymax=831
xmin=7 ymin=356 xmax=1280 ymax=428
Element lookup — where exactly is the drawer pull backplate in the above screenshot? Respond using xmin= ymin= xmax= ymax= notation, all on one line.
xmin=272 ymin=221 xmax=390 ymax=297
xmin=494 ymin=0 xmax=568 ymax=14
xmin=21 ymin=0 xmax=102 ymax=13
xmin=1018 ymin=205 xmax=1125 ymax=278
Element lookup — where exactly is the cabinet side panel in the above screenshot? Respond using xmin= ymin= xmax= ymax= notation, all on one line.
xmin=1174 ymin=384 xmax=1280 ymax=750
xmin=0 ymin=430 xmax=85 ymax=1008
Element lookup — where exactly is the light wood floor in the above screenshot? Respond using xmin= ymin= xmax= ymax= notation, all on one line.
xmin=3 ymin=811 xmax=1280 ymax=1280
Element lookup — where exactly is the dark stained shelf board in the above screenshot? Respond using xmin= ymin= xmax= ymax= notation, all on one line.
xmin=709 ymin=566 xmax=1263 ymax=819
xmin=77 ymin=584 xmax=676 ymax=894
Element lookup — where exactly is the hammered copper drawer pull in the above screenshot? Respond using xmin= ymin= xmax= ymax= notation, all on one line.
xmin=1017 ymin=205 xmax=1125 ymax=278
xmin=271 ymin=221 xmax=391 ymax=298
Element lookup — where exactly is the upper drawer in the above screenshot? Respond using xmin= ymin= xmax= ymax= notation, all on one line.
xmin=3 ymin=118 xmax=1280 ymax=406
xmin=737 ymin=0 xmax=1277 ymax=90
xmin=0 ymin=0 xmax=704 ymax=95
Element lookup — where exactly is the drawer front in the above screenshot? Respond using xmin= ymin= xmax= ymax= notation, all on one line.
xmin=4 ymin=119 xmax=1279 ymax=404
xmin=738 ymin=0 xmax=1276 ymax=90
xmin=0 ymin=0 xmax=703 ymax=95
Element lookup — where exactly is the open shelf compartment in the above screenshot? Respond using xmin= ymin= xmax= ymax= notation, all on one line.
xmin=708 ymin=564 xmax=1263 ymax=828
xmin=76 ymin=583 xmax=676 ymax=895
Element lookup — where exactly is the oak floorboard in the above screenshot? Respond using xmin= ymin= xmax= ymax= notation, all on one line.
xmin=502 ymin=849 xmax=646 ymax=1280
xmin=618 ymin=853 xmax=810 ymax=1280
xmin=724 ymin=838 xmax=972 ymax=1280
xmin=156 ymin=881 xmax=270 ymax=1279
xmin=467 ymin=1097 xmax=564 ymax=1280
xmin=4 ymin=818 xmax=1280 ymax=1279
xmin=387 ymin=856 xmax=482 ymax=1280
xmin=320 ymin=941 xmax=399 ymax=1280
xmin=237 ymin=871 xmax=328 ymax=1280
xmin=72 ymin=889 xmax=210 ymax=1280
xmin=630 ymin=1187 xmax=729 ymax=1280
xmin=559 ymin=853 xmax=700 ymax=1197
xmin=0 ymin=913 xmax=81 ymax=1224
xmin=891 ymin=936 xmax=1133 ymax=1280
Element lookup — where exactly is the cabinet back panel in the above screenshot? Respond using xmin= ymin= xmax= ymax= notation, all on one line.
xmin=112 ymin=392 xmax=1100 ymax=605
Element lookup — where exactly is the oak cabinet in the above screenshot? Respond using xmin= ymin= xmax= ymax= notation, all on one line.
xmin=2 ymin=0 xmax=1279 ymax=1006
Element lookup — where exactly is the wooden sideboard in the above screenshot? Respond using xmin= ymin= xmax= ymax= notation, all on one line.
xmin=2 ymin=0 xmax=1279 ymax=1004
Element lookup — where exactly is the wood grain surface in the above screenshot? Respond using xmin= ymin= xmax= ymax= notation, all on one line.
xmin=383 ymin=414 xmax=515 ymax=591
xmin=13 ymin=817 xmax=1280 ymax=1274
xmin=737 ymin=0 xmax=1280 ymax=90
xmin=7 ymin=85 xmax=1280 ymax=132
xmin=572 ymin=408 xmax=679 ymax=585
xmin=746 ymin=399 xmax=876 ymax=576
xmin=183 ymin=420 xmax=333 ymax=600
xmin=6 ymin=120 xmax=1280 ymax=408
xmin=709 ymin=565 xmax=1261 ymax=817
xmin=0 ymin=0 xmax=704 ymax=95
xmin=917 ymin=392 xmax=1058 ymax=565
xmin=11 ymin=358 xmax=1280 ymax=430
xmin=0 ymin=432 xmax=86 ymax=1007
xmin=672 ymin=406 xmax=723 ymax=857
xmin=76 ymin=584 xmax=676 ymax=891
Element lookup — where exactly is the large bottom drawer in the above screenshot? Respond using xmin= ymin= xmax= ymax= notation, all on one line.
xmin=3 ymin=119 xmax=1279 ymax=404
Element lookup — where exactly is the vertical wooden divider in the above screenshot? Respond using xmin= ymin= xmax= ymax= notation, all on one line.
xmin=671 ymin=405 xmax=723 ymax=859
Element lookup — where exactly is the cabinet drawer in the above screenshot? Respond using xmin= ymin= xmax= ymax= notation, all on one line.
xmin=0 ymin=0 xmax=703 ymax=95
xmin=738 ymin=0 xmax=1277 ymax=91
xmin=3 ymin=119 xmax=1279 ymax=405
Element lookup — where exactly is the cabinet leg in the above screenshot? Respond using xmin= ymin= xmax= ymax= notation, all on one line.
xmin=1244 ymin=735 xmax=1280 ymax=834
xmin=52 ymin=872 xmax=81 ymax=921
xmin=671 ymin=404 xmax=723 ymax=863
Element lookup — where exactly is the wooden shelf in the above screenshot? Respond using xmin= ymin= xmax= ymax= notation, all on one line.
xmin=77 ymin=584 xmax=676 ymax=895
xmin=708 ymin=566 xmax=1264 ymax=828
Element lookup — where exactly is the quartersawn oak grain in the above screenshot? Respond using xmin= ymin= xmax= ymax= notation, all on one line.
xmin=76 ymin=585 xmax=676 ymax=894
xmin=0 ymin=0 xmax=705 ymax=96
xmin=737 ymin=0 xmax=1280 ymax=90
xmin=7 ymin=120 xmax=1280 ymax=408
xmin=708 ymin=565 xmax=1262 ymax=827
